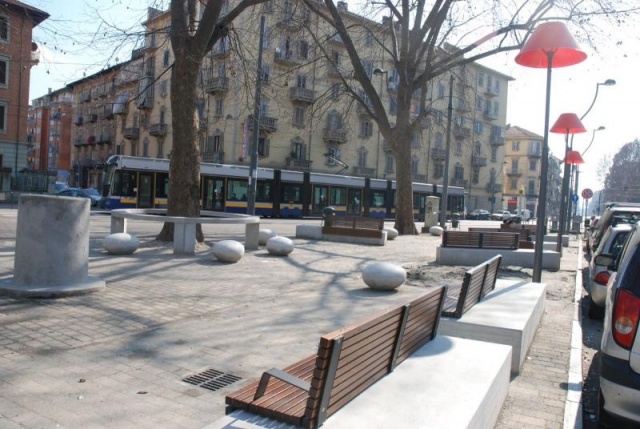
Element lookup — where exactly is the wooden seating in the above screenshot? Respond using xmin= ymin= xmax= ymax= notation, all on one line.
xmin=322 ymin=214 xmax=384 ymax=239
xmin=468 ymin=227 xmax=532 ymax=249
xmin=442 ymin=255 xmax=502 ymax=318
xmin=442 ymin=231 xmax=519 ymax=250
xmin=225 ymin=286 xmax=447 ymax=428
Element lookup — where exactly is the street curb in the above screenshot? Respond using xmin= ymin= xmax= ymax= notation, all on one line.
xmin=565 ymin=236 xmax=584 ymax=429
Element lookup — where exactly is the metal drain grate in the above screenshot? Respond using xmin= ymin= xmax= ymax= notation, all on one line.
xmin=183 ymin=369 xmax=241 ymax=392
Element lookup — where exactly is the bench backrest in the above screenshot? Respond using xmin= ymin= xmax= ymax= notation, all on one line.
xmin=304 ymin=286 xmax=446 ymax=427
xmin=481 ymin=254 xmax=502 ymax=298
xmin=442 ymin=231 xmax=519 ymax=249
xmin=324 ymin=214 xmax=383 ymax=231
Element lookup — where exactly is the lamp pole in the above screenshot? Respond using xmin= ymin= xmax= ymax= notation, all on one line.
xmin=439 ymin=74 xmax=454 ymax=228
xmin=574 ymin=126 xmax=605 ymax=217
xmin=373 ymin=68 xmax=388 ymax=179
xmin=247 ymin=15 xmax=265 ymax=215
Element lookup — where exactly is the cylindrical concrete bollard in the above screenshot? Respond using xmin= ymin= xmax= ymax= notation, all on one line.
xmin=0 ymin=195 xmax=105 ymax=297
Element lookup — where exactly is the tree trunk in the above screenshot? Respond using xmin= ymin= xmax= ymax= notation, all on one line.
xmin=393 ymin=137 xmax=418 ymax=235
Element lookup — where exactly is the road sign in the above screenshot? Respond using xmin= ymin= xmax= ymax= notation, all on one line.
xmin=582 ymin=188 xmax=593 ymax=199
xmin=572 ymin=194 xmax=579 ymax=203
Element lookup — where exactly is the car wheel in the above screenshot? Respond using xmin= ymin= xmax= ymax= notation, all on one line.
xmin=588 ymin=296 xmax=605 ymax=320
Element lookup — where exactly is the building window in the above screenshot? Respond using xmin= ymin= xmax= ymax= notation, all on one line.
xmin=0 ymin=16 xmax=7 ymax=42
xmin=261 ymin=64 xmax=270 ymax=84
xmin=258 ymin=137 xmax=270 ymax=157
xmin=0 ymin=56 xmax=8 ymax=87
xmin=434 ymin=163 xmax=443 ymax=178
xmin=477 ymin=72 xmax=484 ymax=87
xmin=438 ymin=82 xmax=445 ymax=98
xmin=411 ymin=156 xmax=419 ymax=174
xmin=296 ymin=74 xmax=307 ymax=88
xmin=365 ymin=31 xmax=373 ymax=46
xmin=389 ymin=97 xmax=397 ymax=115
xmin=528 ymin=179 xmax=536 ymax=195
xmin=142 ymin=138 xmax=149 ymax=157
xmin=454 ymin=164 xmax=464 ymax=180
xmin=434 ymin=132 xmax=443 ymax=148
xmin=362 ymin=59 xmax=373 ymax=79
xmin=512 ymin=141 xmax=520 ymax=151
xmin=434 ymin=110 xmax=443 ymax=125
xmin=491 ymin=146 xmax=497 ymax=162
xmin=298 ymin=40 xmax=309 ymax=60
xmin=290 ymin=138 xmax=305 ymax=159
xmin=455 ymin=140 xmax=462 ymax=156
xmin=411 ymin=133 xmax=421 ymax=148
xmin=327 ymin=147 xmax=341 ymax=166
xmin=215 ymin=98 xmax=224 ymax=117
xmin=474 ymin=120 xmax=483 ymax=134
xmin=529 ymin=159 xmax=537 ymax=171
xmin=511 ymin=178 xmax=518 ymax=190
xmin=385 ymin=154 xmax=394 ymax=173
xmin=511 ymin=159 xmax=519 ymax=173
xmin=359 ymin=119 xmax=372 ymax=138
xmin=357 ymin=147 xmax=368 ymax=167
xmin=293 ymin=106 xmax=305 ymax=127
xmin=472 ymin=166 xmax=480 ymax=184
xmin=330 ymin=83 xmax=342 ymax=100
xmin=163 ymin=49 xmax=170 ymax=67
xmin=0 ymin=102 xmax=6 ymax=133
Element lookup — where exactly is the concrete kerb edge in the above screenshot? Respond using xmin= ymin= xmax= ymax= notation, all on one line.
xmin=564 ymin=236 xmax=584 ymax=429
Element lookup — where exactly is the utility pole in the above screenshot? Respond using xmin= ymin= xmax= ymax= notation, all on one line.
xmin=247 ymin=16 xmax=265 ymax=215
xmin=439 ymin=75 xmax=454 ymax=228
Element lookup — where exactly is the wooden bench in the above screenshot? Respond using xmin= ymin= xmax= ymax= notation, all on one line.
xmin=442 ymin=231 xmax=519 ymax=250
xmin=322 ymin=214 xmax=384 ymax=239
xmin=225 ymin=286 xmax=447 ymax=428
xmin=441 ymin=255 xmax=502 ymax=318
xmin=468 ymin=227 xmax=532 ymax=249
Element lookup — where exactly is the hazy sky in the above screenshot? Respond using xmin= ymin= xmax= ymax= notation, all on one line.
xmin=27 ymin=0 xmax=640 ymax=196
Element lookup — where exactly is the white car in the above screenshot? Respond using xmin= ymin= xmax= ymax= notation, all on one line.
xmin=490 ymin=210 xmax=512 ymax=221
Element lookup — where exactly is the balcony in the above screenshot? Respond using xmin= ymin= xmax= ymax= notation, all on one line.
xmin=199 ymin=118 xmax=208 ymax=132
xmin=453 ymin=125 xmax=471 ymax=139
xmin=528 ymin=148 xmax=542 ymax=158
xmin=248 ymin=116 xmax=278 ymax=133
xmin=149 ymin=123 xmax=168 ymax=137
xmin=274 ymin=49 xmax=301 ymax=67
xmin=88 ymin=113 xmax=98 ymax=123
xmin=286 ymin=158 xmax=312 ymax=171
xmin=99 ymin=106 xmax=114 ymax=121
xmin=412 ymin=173 xmax=427 ymax=183
xmin=506 ymin=169 xmax=522 ymax=177
xmin=326 ymin=62 xmax=346 ymax=78
xmin=490 ymin=134 xmax=505 ymax=146
xmin=430 ymin=148 xmax=447 ymax=160
xmin=486 ymin=183 xmax=503 ymax=193
xmin=74 ymin=116 xmax=84 ymax=126
xmin=289 ymin=87 xmax=316 ymax=104
xmin=485 ymin=85 xmax=500 ymax=97
xmin=123 ymin=127 xmax=140 ymax=140
xmin=97 ymin=133 xmax=113 ymax=144
xmin=455 ymin=100 xmax=472 ymax=113
xmin=450 ymin=178 xmax=468 ymax=187
xmin=202 ymin=152 xmax=224 ymax=163
xmin=352 ymin=166 xmax=375 ymax=177
xmin=483 ymin=109 xmax=498 ymax=120
xmin=80 ymin=91 xmax=91 ymax=103
xmin=323 ymin=127 xmax=348 ymax=144
xmin=205 ymin=76 xmax=229 ymax=94
xmin=471 ymin=156 xmax=487 ymax=167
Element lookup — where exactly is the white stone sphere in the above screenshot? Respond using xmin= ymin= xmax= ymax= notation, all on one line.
xmin=362 ymin=262 xmax=406 ymax=290
xmin=103 ymin=233 xmax=139 ymax=255
xmin=429 ymin=226 xmax=444 ymax=236
xmin=212 ymin=240 xmax=245 ymax=263
xmin=384 ymin=227 xmax=399 ymax=240
xmin=266 ymin=236 xmax=295 ymax=256
xmin=259 ymin=229 xmax=278 ymax=245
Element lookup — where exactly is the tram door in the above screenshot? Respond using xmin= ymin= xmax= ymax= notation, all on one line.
xmin=312 ymin=185 xmax=329 ymax=215
xmin=138 ymin=173 xmax=154 ymax=208
xmin=203 ymin=177 xmax=225 ymax=211
xmin=347 ymin=188 xmax=362 ymax=215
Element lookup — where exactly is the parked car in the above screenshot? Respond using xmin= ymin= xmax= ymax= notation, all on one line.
xmin=597 ymin=223 xmax=640 ymax=426
xmin=589 ymin=203 xmax=640 ymax=254
xmin=512 ymin=209 xmax=532 ymax=221
xmin=586 ymin=223 xmax=632 ymax=319
xmin=83 ymin=187 xmax=102 ymax=207
xmin=467 ymin=209 xmax=490 ymax=220
xmin=53 ymin=182 xmax=69 ymax=193
xmin=491 ymin=210 xmax=512 ymax=221
xmin=56 ymin=187 xmax=93 ymax=204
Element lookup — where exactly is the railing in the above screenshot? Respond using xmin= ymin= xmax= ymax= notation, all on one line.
xmin=149 ymin=123 xmax=168 ymax=137
xmin=471 ymin=156 xmax=487 ymax=167
xmin=248 ymin=116 xmax=278 ymax=133
xmin=323 ymin=128 xmax=348 ymax=144
xmin=430 ymin=148 xmax=447 ymax=160
xmin=286 ymin=158 xmax=312 ymax=171
xmin=352 ymin=166 xmax=375 ymax=177
xmin=205 ymin=76 xmax=229 ymax=94
xmin=453 ymin=125 xmax=471 ymax=139
xmin=289 ymin=87 xmax=316 ymax=103
xmin=490 ymin=134 xmax=505 ymax=146
xmin=123 ymin=127 xmax=140 ymax=139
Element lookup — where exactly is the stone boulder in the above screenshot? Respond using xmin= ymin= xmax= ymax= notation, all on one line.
xmin=384 ymin=227 xmax=399 ymax=240
xmin=212 ymin=240 xmax=245 ymax=263
xmin=103 ymin=233 xmax=140 ymax=255
xmin=429 ymin=226 xmax=444 ymax=236
xmin=259 ymin=229 xmax=278 ymax=245
xmin=362 ymin=262 xmax=406 ymax=290
xmin=266 ymin=236 xmax=295 ymax=256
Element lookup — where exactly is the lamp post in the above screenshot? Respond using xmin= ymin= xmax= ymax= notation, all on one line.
xmin=373 ymin=68 xmax=388 ymax=179
xmin=515 ymin=22 xmax=587 ymax=283
xmin=550 ymin=113 xmax=586 ymax=253
xmin=489 ymin=161 xmax=508 ymax=214
xmin=439 ymin=74 xmax=454 ymax=228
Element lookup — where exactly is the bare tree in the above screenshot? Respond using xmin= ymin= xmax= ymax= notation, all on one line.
xmin=603 ymin=140 xmax=640 ymax=203
xmin=302 ymin=0 xmax=640 ymax=234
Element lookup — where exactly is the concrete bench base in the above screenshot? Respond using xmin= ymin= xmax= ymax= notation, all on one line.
xmin=436 ymin=246 xmax=561 ymax=271
xmin=296 ymin=224 xmax=387 ymax=246
xmin=208 ymin=336 xmax=511 ymax=429
xmin=440 ymin=279 xmax=546 ymax=375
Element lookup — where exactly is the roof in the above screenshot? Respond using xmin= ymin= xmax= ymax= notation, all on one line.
xmin=1 ymin=0 xmax=49 ymax=26
xmin=505 ymin=125 xmax=543 ymax=140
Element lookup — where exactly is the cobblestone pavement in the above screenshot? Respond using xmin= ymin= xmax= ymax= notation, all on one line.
xmin=0 ymin=210 xmax=580 ymax=429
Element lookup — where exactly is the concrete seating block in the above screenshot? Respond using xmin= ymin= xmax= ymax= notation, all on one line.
xmin=258 ymin=229 xmax=277 ymax=245
xmin=384 ymin=227 xmax=399 ymax=240
xmin=266 ymin=236 xmax=294 ymax=256
xmin=103 ymin=233 xmax=140 ymax=255
xmin=212 ymin=240 xmax=245 ymax=263
xmin=429 ymin=226 xmax=444 ymax=236
xmin=295 ymin=224 xmax=323 ymax=239
xmin=362 ymin=262 xmax=406 ymax=290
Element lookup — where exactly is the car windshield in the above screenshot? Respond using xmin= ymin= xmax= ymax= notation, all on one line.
xmin=85 ymin=188 xmax=100 ymax=196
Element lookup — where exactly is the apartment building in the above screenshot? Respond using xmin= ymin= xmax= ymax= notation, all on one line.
xmin=61 ymin=2 xmax=511 ymax=211
xmin=0 ymin=0 xmax=48 ymax=191
xmin=503 ymin=125 xmax=544 ymax=215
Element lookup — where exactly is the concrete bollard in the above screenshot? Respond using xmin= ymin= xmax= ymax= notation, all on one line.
xmin=0 ymin=195 xmax=105 ymax=298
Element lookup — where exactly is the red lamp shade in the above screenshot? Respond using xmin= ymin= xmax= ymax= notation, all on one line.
xmin=515 ymin=22 xmax=587 ymax=68
xmin=565 ymin=150 xmax=585 ymax=164
xmin=550 ymin=113 xmax=587 ymax=134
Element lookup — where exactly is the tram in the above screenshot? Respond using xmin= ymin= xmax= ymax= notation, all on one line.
xmin=100 ymin=155 xmax=465 ymax=219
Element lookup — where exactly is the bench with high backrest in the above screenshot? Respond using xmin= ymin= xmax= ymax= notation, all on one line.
xmin=225 ymin=286 xmax=447 ymax=428
xmin=468 ymin=227 xmax=533 ymax=248
xmin=442 ymin=230 xmax=519 ymax=250
xmin=322 ymin=214 xmax=384 ymax=239
xmin=441 ymin=255 xmax=502 ymax=319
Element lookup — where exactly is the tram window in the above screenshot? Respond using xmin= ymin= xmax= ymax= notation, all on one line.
xmin=256 ymin=181 xmax=272 ymax=202
xmin=281 ymin=183 xmax=302 ymax=203
xmin=156 ymin=173 xmax=169 ymax=198
xmin=113 ymin=171 xmax=137 ymax=197
xmin=330 ymin=187 xmax=347 ymax=205
xmin=371 ymin=190 xmax=385 ymax=208
xmin=227 ymin=179 xmax=248 ymax=201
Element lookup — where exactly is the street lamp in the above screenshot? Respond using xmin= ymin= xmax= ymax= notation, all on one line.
xmin=515 ymin=21 xmax=587 ymax=282
xmin=373 ymin=68 xmax=388 ymax=179
xmin=574 ymin=126 xmax=605 ymax=217
xmin=489 ymin=161 xmax=508 ymax=214
xmin=550 ymin=113 xmax=586 ymax=253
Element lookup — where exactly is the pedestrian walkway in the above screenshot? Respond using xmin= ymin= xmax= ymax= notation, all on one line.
xmin=0 ymin=212 xmax=581 ymax=429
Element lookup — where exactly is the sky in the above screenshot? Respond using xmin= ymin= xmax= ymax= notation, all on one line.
xmin=26 ymin=0 xmax=640 ymax=197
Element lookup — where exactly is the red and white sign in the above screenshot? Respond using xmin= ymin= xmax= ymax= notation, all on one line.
xmin=581 ymin=188 xmax=594 ymax=199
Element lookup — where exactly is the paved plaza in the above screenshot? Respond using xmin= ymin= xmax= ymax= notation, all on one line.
xmin=0 ymin=210 xmax=581 ymax=428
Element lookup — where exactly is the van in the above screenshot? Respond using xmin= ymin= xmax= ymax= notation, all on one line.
xmin=513 ymin=209 xmax=531 ymax=221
